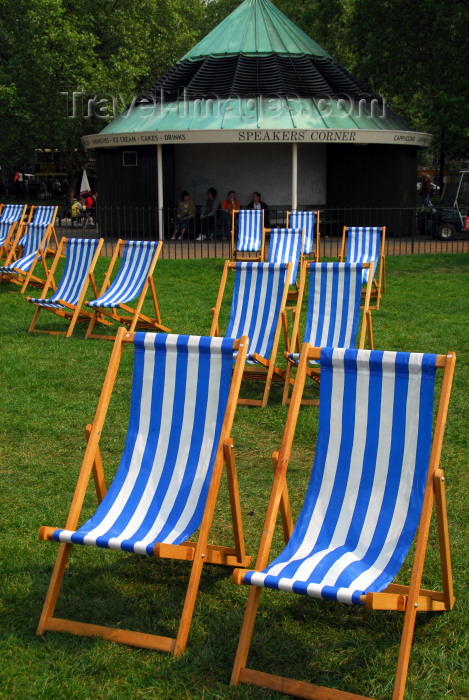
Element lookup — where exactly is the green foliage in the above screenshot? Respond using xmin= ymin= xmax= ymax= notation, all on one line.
xmin=345 ymin=0 xmax=469 ymax=159
xmin=0 ymin=0 xmax=204 ymax=170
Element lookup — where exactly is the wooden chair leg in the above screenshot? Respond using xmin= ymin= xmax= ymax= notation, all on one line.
xmin=37 ymin=542 xmax=72 ymax=634
xmin=85 ymin=310 xmax=98 ymax=339
xmin=231 ymin=586 xmax=263 ymax=686
xmin=28 ymin=305 xmax=41 ymax=332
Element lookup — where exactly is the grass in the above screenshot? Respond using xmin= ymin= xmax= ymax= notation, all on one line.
xmin=0 ymin=254 xmax=468 ymax=699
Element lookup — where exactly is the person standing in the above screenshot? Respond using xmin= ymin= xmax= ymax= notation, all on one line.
xmin=418 ymin=175 xmax=432 ymax=211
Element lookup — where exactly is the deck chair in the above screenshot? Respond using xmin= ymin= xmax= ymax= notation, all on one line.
xmin=232 ymin=344 xmax=456 ymax=700
xmin=210 ymin=261 xmax=292 ymax=407
xmin=0 ymin=203 xmax=27 ymax=262
xmin=266 ymin=228 xmax=304 ymax=302
xmin=340 ymin=226 xmax=386 ymax=309
xmin=286 ymin=210 xmax=320 ymax=259
xmin=282 ymin=262 xmax=374 ymax=405
xmin=27 ymin=237 xmax=104 ymax=337
xmin=37 ymin=330 xmax=251 ymax=655
xmin=17 ymin=205 xmax=59 ymax=257
xmin=0 ymin=212 xmax=55 ymax=292
xmin=85 ymin=239 xmax=170 ymax=340
xmin=231 ymin=209 xmax=265 ymax=262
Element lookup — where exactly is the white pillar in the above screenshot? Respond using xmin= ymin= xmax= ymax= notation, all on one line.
xmin=292 ymin=142 xmax=298 ymax=210
xmin=157 ymin=144 xmax=163 ymax=240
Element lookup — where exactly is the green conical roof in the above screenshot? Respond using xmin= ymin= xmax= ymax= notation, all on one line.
xmin=85 ymin=0 xmax=430 ymax=147
xmin=180 ymin=0 xmax=329 ymax=61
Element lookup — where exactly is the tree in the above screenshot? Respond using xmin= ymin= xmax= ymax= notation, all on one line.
xmin=347 ymin=0 xmax=469 ymax=179
xmin=0 ymin=0 xmax=204 ymax=191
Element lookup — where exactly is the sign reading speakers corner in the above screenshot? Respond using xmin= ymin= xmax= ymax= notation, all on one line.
xmin=82 ymin=129 xmax=432 ymax=149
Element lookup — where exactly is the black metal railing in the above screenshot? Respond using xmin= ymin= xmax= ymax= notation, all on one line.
xmin=53 ymin=204 xmax=469 ymax=257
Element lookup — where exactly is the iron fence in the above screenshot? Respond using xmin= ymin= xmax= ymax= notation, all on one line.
xmin=55 ymin=205 xmax=469 ymax=257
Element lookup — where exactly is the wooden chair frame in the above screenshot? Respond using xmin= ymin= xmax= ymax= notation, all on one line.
xmin=286 ymin=210 xmax=321 ymax=261
xmin=27 ymin=237 xmax=107 ymax=337
xmin=0 ymin=210 xmax=56 ymax=292
xmin=339 ymin=225 xmax=386 ymax=310
xmin=0 ymin=203 xmax=27 ymax=263
xmin=282 ymin=261 xmax=374 ymax=405
xmin=22 ymin=205 xmax=60 ymax=258
xmin=210 ymin=260 xmax=292 ymax=407
xmin=85 ymin=239 xmax=170 ymax=340
xmin=231 ymin=209 xmax=265 ymax=262
xmin=231 ymin=344 xmax=456 ymax=700
xmin=37 ymin=328 xmax=251 ymax=656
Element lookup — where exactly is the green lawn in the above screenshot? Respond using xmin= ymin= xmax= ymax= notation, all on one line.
xmin=0 ymin=254 xmax=467 ymax=699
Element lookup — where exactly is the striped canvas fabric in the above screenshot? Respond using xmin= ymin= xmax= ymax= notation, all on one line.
xmin=0 ymin=204 xmax=24 ymax=245
xmin=289 ymin=263 xmax=364 ymax=363
xmin=18 ymin=206 xmax=56 ymax=246
xmin=346 ymin=227 xmax=380 ymax=283
xmin=246 ymin=347 xmax=437 ymax=604
xmin=237 ymin=210 xmax=263 ymax=253
xmin=226 ymin=262 xmax=288 ymax=362
xmin=53 ymin=334 xmax=236 ymax=554
xmin=268 ymin=228 xmax=303 ymax=285
xmin=27 ymin=238 xmax=101 ymax=310
xmin=0 ymin=204 xmax=24 ymax=224
xmin=289 ymin=211 xmax=316 ymax=255
xmin=0 ymin=224 xmax=46 ymax=274
xmin=31 ymin=206 xmax=56 ymax=227
xmin=88 ymin=240 xmax=158 ymax=308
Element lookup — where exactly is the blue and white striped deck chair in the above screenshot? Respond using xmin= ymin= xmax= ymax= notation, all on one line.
xmin=0 ymin=203 xmax=27 ymax=262
xmin=283 ymin=262 xmax=374 ymax=405
xmin=17 ymin=205 xmax=59 ymax=257
xmin=267 ymin=228 xmax=304 ymax=301
xmin=85 ymin=238 xmax=170 ymax=340
xmin=27 ymin=237 xmax=104 ymax=337
xmin=232 ymin=345 xmax=456 ymax=700
xmin=0 ymin=214 xmax=54 ymax=292
xmin=210 ymin=260 xmax=292 ymax=407
xmin=340 ymin=225 xmax=386 ymax=310
xmin=232 ymin=209 xmax=265 ymax=262
xmin=38 ymin=329 xmax=251 ymax=655
xmin=287 ymin=209 xmax=320 ymax=258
